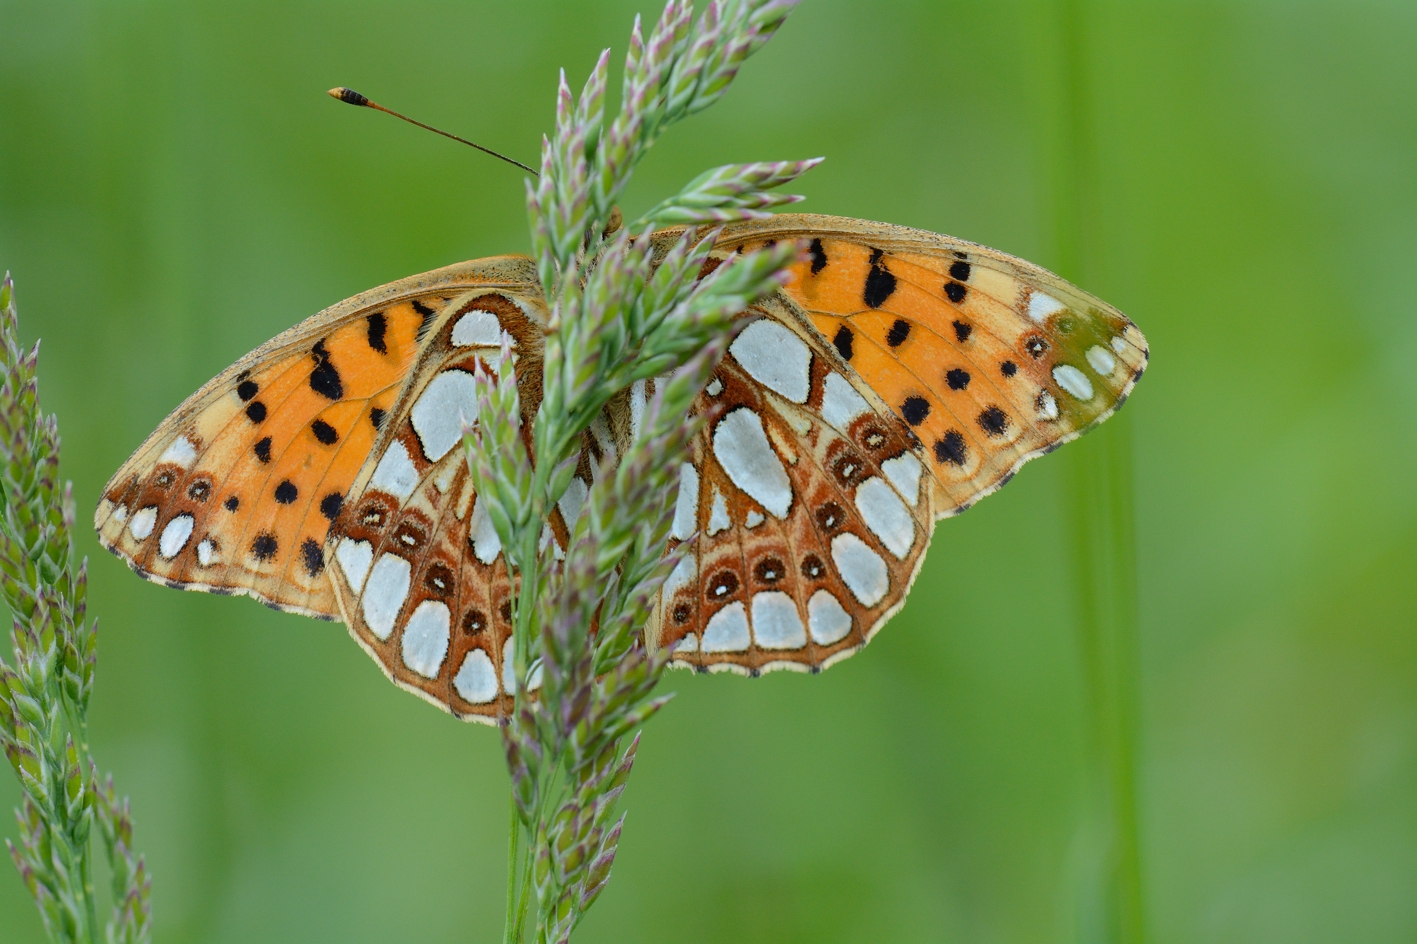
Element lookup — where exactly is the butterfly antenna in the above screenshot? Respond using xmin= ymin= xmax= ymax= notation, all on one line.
xmin=327 ymin=87 xmax=538 ymax=176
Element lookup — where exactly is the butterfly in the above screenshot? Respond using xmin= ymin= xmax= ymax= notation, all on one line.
xmin=94 ymin=214 xmax=1147 ymax=724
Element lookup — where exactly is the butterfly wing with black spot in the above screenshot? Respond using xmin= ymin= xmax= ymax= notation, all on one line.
xmin=643 ymin=215 xmax=1146 ymax=675
xmin=643 ymin=290 xmax=936 ymax=675
xmin=93 ymin=256 xmax=540 ymax=620
xmin=322 ymin=284 xmax=602 ymax=723
xmin=707 ymin=214 xmax=1148 ymax=517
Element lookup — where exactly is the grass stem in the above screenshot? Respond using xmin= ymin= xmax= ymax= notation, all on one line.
xmin=1053 ymin=1 xmax=1146 ymax=941
xmin=504 ymin=791 xmax=520 ymax=944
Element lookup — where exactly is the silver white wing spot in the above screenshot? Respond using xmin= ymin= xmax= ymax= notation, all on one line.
xmin=157 ymin=436 xmax=198 ymax=469
xmin=807 ymin=590 xmax=852 ymax=645
xmin=664 ymin=552 xmax=695 ymax=598
xmin=362 ymin=553 xmax=411 ymax=641
xmin=854 ymin=477 xmax=915 ymax=559
xmin=629 ymin=379 xmax=648 ymax=440
xmin=336 ymin=538 xmax=373 ymax=588
xmin=830 ymin=533 xmax=889 ymax=607
xmin=370 ymin=441 xmax=419 ymax=500
xmin=880 ymin=454 xmax=922 ymax=507
xmin=712 ymin=408 xmax=793 ymax=518
xmin=750 ymin=592 xmax=806 ymax=649
xmin=468 ymin=497 xmax=502 ymax=565
xmin=1027 ymin=291 xmax=1066 ymax=322
xmin=820 ymin=372 xmax=870 ymax=430
xmin=129 ymin=507 xmax=157 ymax=540
xmin=1052 ymin=365 xmax=1095 ymax=401
xmin=671 ymin=464 xmax=699 ymax=540
xmin=1086 ymin=345 xmax=1117 ymax=376
xmin=558 ymin=477 xmax=589 ymax=528
xmin=451 ymin=310 xmax=504 ymax=347
xmin=707 ymin=489 xmax=730 ymax=536
xmin=401 ymin=600 xmax=451 ymax=678
xmin=729 ymin=320 xmax=812 ymax=403
xmin=453 ymin=649 xmax=498 ymax=703
xmin=410 ymin=370 xmax=479 ymax=462
xmin=158 ymin=514 xmax=194 ymax=559
xmin=702 ymin=602 xmax=751 ymax=653
xmin=1036 ymin=391 xmax=1060 ymax=420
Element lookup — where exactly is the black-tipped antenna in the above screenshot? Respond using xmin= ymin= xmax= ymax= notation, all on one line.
xmin=328 ymin=87 xmax=538 ymax=176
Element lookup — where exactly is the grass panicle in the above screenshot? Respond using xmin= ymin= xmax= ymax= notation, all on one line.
xmin=462 ymin=2 xmax=813 ymax=941
xmin=0 ymin=274 xmax=152 ymax=944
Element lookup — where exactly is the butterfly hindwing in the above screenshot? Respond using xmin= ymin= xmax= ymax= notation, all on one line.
xmin=646 ymin=291 xmax=936 ymax=674
xmin=93 ymin=257 xmax=542 ymax=623
xmin=323 ymin=282 xmax=600 ymax=723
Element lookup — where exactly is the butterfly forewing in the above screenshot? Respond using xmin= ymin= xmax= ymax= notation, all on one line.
xmin=94 ymin=257 xmax=543 ymax=619
xmin=711 ymin=215 xmax=1148 ymax=517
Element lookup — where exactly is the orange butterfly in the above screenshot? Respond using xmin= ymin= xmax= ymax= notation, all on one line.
xmin=94 ymin=214 xmax=1146 ymax=723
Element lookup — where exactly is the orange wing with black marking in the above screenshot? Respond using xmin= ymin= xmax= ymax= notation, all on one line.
xmin=715 ymin=215 xmax=1147 ymax=516
xmin=644 ymin=215 xmax=1147 ymax=675
xmin=94 ymin=256 xmax=541 ymax=620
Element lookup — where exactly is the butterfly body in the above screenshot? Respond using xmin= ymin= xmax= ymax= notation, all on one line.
xmin=95 ymin=216 xmax=1146 ymax=722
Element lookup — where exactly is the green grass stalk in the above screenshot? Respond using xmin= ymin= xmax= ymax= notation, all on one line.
xmin=1052 ymin=1 xmax=1146 ymax=941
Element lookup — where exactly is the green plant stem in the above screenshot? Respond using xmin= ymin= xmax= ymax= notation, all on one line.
xmin=1063 ymin=423 xmax=1144 ymax=944
xmin=513 ymin=825 xmax=535 ymax=944
xmin=48 ymin=693 xmax=103 ymax=941
xmin=506 ymin=493 xmax=545 ymax=944
xmin=504 ymin=791 xmax=520 ymax=944
xmin=1053 ymin=1 xmax=1145 ymax=941
xmin=82 ymin=855 xmax=99 ymax=944
xmin=511 ymin=771 xmax=553 ymax=944
xmin=54 ymin=821 xmax=97 ymax=944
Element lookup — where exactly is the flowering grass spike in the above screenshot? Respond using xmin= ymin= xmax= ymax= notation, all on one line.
xmin=0 ymin=274 xmax=151 ymax=944
xmin=462 ymin=2 xmax=813 ymax=940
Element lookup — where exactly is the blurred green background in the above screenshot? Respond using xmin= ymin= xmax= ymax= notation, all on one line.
xmin=2 ymin=1 xmax=1414 ymax=942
